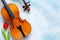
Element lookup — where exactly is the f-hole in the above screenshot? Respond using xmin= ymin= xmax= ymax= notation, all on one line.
xmin=17 ymin=26 xmax=25 ymax=37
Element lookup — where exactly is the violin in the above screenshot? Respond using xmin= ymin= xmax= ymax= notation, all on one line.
xmin=1 ymin=0 xmax=31 ymax=39
xmin=22 ymin=0 xmax=30 ymax=11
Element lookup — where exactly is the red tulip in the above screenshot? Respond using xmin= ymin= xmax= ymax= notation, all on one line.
xmin=3 ymin=23 xmax=8 ymax=30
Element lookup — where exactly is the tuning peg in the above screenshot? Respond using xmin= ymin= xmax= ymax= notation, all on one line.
xmin=28 ymin=4 xmax=31 ymax=6
xmin=22 ymin=6 xmax=25 ymax=8
xmin=27 ymin=1 xmax=30 ymax=3
xmin=24 ymin=8 xmax=26 ymax=11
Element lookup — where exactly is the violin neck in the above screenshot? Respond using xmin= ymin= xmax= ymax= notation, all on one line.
xmin=22 ymin=0 xmax=26 ymax=4
xmin=1 ymin=0 xmax=14 ymax=19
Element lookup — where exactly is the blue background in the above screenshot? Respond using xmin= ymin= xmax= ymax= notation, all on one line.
xmin=0 ymin=0 xmax=60 ymax=40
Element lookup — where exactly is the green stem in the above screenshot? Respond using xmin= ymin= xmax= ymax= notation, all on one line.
xmin=2 ymin=29 xmax=10 ymax=40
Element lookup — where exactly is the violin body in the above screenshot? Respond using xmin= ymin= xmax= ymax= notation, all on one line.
xmin=10 ymin=19 xmax=31 ymax=39
xmin=1 ymin=4 xmax=19 ymax=21
xmin=1 ymin=0 xmax=31 ymax=39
